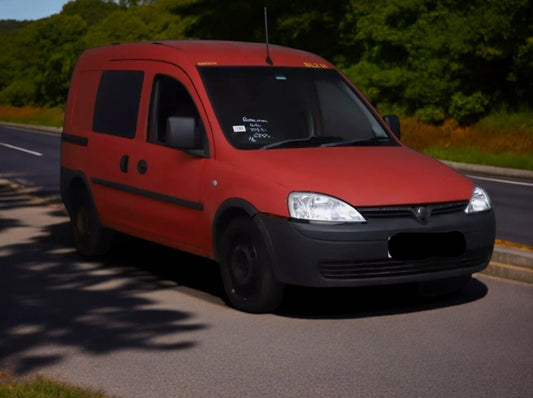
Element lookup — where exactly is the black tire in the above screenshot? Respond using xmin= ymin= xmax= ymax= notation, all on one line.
xmin=219 ymin=216 xmax=284 ymax=313
xmin=417 ymin=275 xmax=471 ymax=297
xmin=70 ymin=188 xmax=113 ymax=257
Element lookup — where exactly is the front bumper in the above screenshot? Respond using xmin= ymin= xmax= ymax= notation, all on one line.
xmin=256 ymin=206 xmax=495 ymax=287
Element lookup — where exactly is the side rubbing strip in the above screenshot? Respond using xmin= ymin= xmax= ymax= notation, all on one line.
xmin=91 ymin=178 xmax=204 ymax=211
xmin=62 ymin=133 xmax=89 ymax=147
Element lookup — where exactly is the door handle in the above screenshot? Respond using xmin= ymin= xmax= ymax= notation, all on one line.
xmin=137 ymin=159 xmax=148 ymax=174
xmin=119 ymin=155 xmax=129 ymax=173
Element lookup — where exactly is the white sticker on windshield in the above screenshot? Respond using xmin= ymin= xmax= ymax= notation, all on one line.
xmin=233 ymin=125 xmax=246 ymax=132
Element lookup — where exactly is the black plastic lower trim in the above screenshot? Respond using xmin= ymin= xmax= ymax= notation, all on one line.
xmin=255 ymin=209 xmax=495 ymax=288
xmin=91 ymin=177 xmax=203 ymax=211
xmin=61 ymin=133 xmax=88 ymax=146
xmin=318 ymin=249 xmax=488 ymax=280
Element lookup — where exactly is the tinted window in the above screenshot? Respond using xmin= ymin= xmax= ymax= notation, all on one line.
xmin=93 ymin=70 xmax=144 ymax=138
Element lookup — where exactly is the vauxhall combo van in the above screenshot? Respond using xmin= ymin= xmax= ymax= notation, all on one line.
xmin=60 ymin=40 xmax=495 ymax=313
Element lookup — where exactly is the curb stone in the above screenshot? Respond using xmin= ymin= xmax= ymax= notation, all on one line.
xmin=483 ymin=245 xmax=533 ymax=284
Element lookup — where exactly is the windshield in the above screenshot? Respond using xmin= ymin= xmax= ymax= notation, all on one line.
xmin=199 ymin=66 xmax=396 ymax=150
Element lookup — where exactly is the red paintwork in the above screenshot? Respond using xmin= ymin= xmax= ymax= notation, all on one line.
xmin=75 ymin=40 xmax=335 ymax=68
xmin=213 ymin=146 xmax=473 ymax=210
xmin=62 ymin=40 xmax=474 ymax=259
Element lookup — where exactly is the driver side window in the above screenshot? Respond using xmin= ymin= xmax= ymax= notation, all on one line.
xmin=148 ymin=74 xmax=206 ymax=149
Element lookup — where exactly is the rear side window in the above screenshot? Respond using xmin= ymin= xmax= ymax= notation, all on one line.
xmin=93 ymin=70 xmax=144 ymax=138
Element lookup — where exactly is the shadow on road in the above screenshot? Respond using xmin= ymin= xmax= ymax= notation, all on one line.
xmin=0 ymin=185 xmax=207 ymax=376
xmin=277 ymin=278 xmax=487 ymax=319
xmin=106 ymin=233 xmax=226 ymax=305
xmin=0 ymin=183 xmax=489 ymax=375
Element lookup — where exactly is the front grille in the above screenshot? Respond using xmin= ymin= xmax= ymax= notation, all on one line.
xmin=359 ymin=201 xmax=469 ymax=219
xmin=318 ymin=249 xmax=489 ymax=280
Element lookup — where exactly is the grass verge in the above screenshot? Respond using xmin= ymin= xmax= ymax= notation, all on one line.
xmin=0 ymin=373 xmax=111 ymax=398
xmin=422 ymin=147 xmax=533 ymax=170
xmin=0 ymin=106 xmax=64 ymax=127
xmin=401 ymin=116 xmax=533 ymax=171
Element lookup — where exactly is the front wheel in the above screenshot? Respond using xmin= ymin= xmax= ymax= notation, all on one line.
xmin=219 ymin=216 xmax=284 ymax=313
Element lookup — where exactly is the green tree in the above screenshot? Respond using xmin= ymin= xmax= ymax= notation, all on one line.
xmin=341 ymin=0 xmax=533 ymax=123
xmin=0 ymin=0 xmax=531 ymax=123
xmin=0 ymin=14 xmax=87 ymax=106
xmin=118 ymin=0 xmax=160 ymax=7
xmin=171 ymin=0 xmax=352 ymax=61
xmin=83 ymin=0 xmax=189 ymax=47
xmin=62 ymin=0 xmax=120 ymax=25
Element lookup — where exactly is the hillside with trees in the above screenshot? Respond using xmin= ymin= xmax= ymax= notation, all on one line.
xmin=1 ymin=0 xmax=532 ymax=126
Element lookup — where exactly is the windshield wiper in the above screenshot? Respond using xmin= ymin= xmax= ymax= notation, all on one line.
xmin=261 ymin=136 xmax=344 ymax=149
xmin=320 ymin=136 xmax=392 ymax=147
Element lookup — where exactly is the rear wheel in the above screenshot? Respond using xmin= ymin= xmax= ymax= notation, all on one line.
xmin=219 ymin=216 xmax=284 ymax=313
xmin=70 ymin=188 xmax=113 ymax=257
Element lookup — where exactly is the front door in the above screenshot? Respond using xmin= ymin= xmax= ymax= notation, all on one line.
xmin=123 ymin=64 xmax=212 ymax=257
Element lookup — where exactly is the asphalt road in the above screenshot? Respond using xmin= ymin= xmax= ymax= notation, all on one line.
xmin=1 ymin=184 xmax=532 ymax=397
xmin=0 ymin=125 xmax=60 ymax=199
xmin=1 ymin=123 xmax=533 ymax=246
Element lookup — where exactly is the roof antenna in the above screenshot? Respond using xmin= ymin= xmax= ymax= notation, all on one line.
xmin=264 ymin=6 xmax=273 ymax=65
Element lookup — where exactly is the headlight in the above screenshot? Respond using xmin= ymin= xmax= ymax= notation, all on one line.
xmin=288 ymin=192 xmax=366 ymax=223
xmin=465 ymin=186 xmax=492 ymax=214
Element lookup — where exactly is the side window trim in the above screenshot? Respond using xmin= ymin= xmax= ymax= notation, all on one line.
xmin=147 ymin=77 xmax=161 ymax=142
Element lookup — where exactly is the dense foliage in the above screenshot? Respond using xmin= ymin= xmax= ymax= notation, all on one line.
xmin=0 ymin=0 xmax=531 ymax=125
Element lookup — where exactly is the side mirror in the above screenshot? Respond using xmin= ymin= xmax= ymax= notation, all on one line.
xmin=166 ymin=116 xmax=196 ymax=149
xmin=383 ymin=114 xmax=401 ymax=141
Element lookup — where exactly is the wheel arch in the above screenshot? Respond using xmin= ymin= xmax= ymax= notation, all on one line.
xmin=214 ymin=200 xmax=285 ymax=313
xmin=212 ymin=198 xmax=268 ymax=263
xmin=60 ymin=168 xmax=93 ymax=216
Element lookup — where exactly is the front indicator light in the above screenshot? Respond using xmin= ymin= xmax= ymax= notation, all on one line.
xmin=465 ymin=186 xmax=492 ymax=214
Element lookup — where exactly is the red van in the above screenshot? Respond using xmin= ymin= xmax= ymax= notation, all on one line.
xmin=60 ymin=40 xmax=495 ymax=313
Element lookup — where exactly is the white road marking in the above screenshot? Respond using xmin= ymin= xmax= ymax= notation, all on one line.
xmin=0 ymin=142 xmax=43 ymax=156
xmin=468 ymin=174 xmax=533 ymax=187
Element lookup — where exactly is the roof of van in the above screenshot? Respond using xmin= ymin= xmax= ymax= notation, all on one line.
xmin=78 ymin=40 xmax=334 ymax=69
